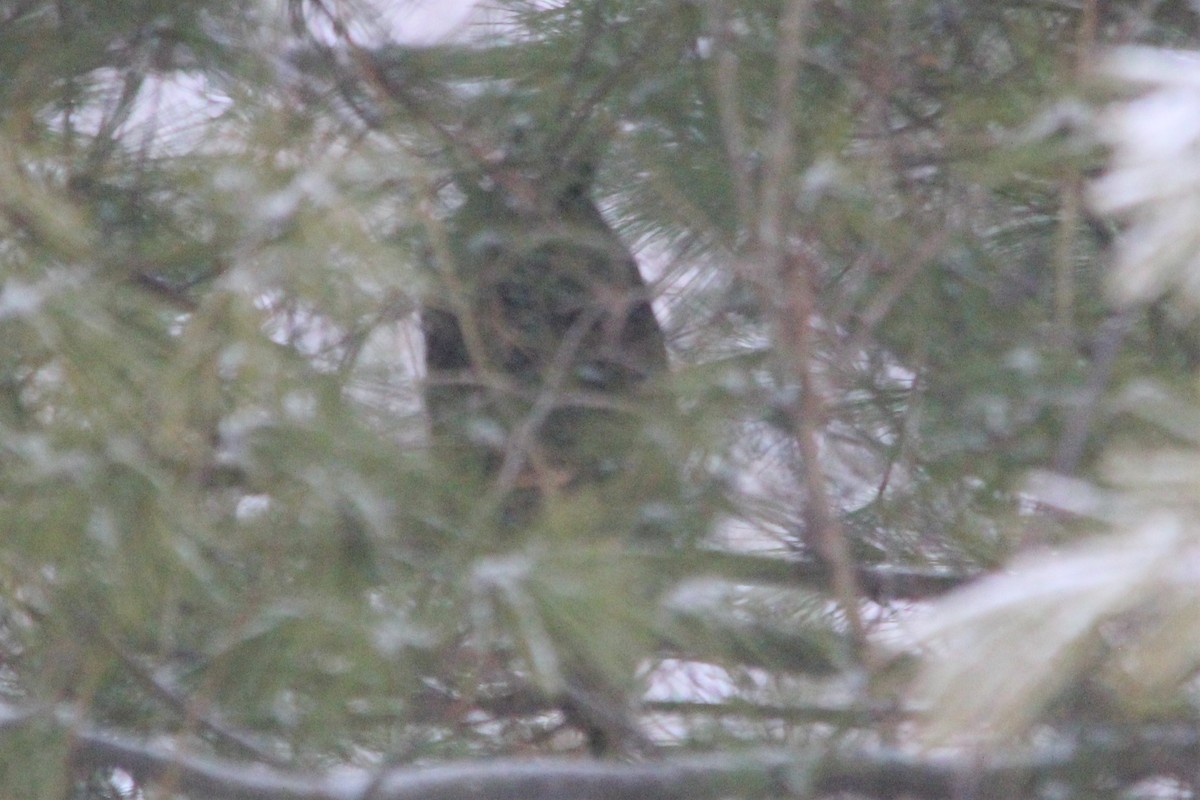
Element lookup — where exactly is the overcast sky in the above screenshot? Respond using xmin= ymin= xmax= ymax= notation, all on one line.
xmin=376 ymin=0 xmax=484 ymax=44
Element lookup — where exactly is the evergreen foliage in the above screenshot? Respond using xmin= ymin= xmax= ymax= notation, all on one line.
xmin=2 ymin=0 xmax=1200 ymax=797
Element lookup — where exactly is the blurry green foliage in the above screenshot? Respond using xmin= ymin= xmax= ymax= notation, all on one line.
xmin=1 ymin=0 xmax=1200 ymax=798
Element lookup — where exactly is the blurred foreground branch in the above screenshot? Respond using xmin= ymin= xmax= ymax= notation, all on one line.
xmin=7 ymin=701 xmax=1196 ymax=800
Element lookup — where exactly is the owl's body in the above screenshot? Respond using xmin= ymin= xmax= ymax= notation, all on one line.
xmin=422 ymin=165 xmax=668 ymax=493
xmin=421 ymin=162 xmax=668 ymax=757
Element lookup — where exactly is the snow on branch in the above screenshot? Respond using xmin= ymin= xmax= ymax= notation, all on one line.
xmin=1092 ymin=47 xmax=1200 ymax=311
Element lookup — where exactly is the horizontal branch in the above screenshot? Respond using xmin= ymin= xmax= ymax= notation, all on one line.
xmin=56 ymin=700 xmax=803 ymax=800
xmin=660 ymin=550 xmax=976 ymax=601
xmin=643 ymin=698 xmax=886 ymax=726
xmin=5 ymin=702 xmax=1195 ymax=800
xmin=406 ymin=682 xmax=893 ymax=730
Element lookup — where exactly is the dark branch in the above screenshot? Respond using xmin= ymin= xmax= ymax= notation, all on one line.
xmin=657 ymin=550 xmax=977 ymax=600
xmin=2 ymin=701 xmax=1193 ymax=800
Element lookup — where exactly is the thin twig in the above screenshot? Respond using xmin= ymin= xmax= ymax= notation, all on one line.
xmin=848 ymin=228 xmax=951 ymax=356
xmin=1052 ymin=310 xmax=1134 ymax=475
xmin=469 ymin=308 xmax=602 ymax=529
xmin=747 ymin=0 xmax=871 ymax=662
xmin=779 ymin=251 xmax=870 ymax=659
xmin=705 ymin=1 xmax=755 ymax=237
xmin=756 ymin=0 xmax=810 ymax=267
xmin=544 ymin=9 xmax=674 ymax=166
xmin=69 ymin=606 xmax=290 ymax=768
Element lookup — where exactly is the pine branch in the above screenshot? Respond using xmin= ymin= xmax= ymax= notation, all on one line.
xmin=9 ymin=699 xmax=1197 ymax=800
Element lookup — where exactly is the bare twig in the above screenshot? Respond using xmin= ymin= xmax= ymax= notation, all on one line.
xmin=337 ymin=289 xmax=414 ymax=375
xmin=94 ymin=632 xmax=289 ymax=767
xmin=1051 ymin=310 xmax=1134 ymax=475
xmin=470 ymin=307 xmax=601 ymax=528
xmin=63 ymin=603 xmax=288 ymax=768
xmin=848 ymin=228 xmax=951 ymax=356
xmin=1052 ymin=0 xmax=1097 ymax=340
xmin=779 ymin=250 xmax=870 ymax=657
xmin=705 ymin=1 xmax=755 ymax=237
xmin=747 ymin=0 xmax=871 ymax=662
xmin=549 ymin=2 xmax=608 ymax=150
xmin=756 ymin=0 xmax=810 ymax=266
xmin=545 ymin=13 xmax=674 ymax=167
